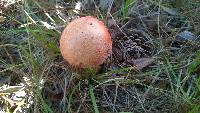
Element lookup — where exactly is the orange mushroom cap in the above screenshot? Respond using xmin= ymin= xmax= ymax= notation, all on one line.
xmin=60 ymin=16 xmax=112 ymax=68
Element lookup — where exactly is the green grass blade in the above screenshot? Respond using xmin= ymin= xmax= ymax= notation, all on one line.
xmin=189 ymin=51 xmax=200 ymax=73
xmin=68 ymin=81 xmax=81 ymax=113
xmin=33 ymin=77 xmax=54 ymax=113
xmin=122 ymin=0 xmax=136 ymax=17
xmin=189 ymin=104 xmax=200 ymax=113
xmin=29 ymin=30 xmax=60 ymax=53
xmin=89 ymin=83 xmax=99 ymax=113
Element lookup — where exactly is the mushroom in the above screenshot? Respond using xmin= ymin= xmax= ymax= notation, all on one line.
xmin=60 ymin=16 xmax=112 ymax=68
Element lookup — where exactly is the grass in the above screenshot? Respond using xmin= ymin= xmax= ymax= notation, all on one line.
xmin=0 ymin=0 xmax=200 ymax=113
xmin=89 ymin=82 xmax=99 ymax=113
xmin=187 ymin=51 xmax=200 ymax=113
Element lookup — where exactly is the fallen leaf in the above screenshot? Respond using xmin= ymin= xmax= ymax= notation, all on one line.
xmin=0 ymin=16 xmax=5 ymax=23
xmin=0 ymin=86 xmax=23 ymax=94
xmin=107 ymin=18 xmax=117 ymax=28
xmin=127 ymin=58 xmax=154 ymax=70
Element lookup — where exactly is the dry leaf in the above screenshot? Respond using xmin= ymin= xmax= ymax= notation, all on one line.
xmin=0 ymin=86 xmax=23 ymax=94
xmin=107 ymin=18 xmax=117 ymax=28
xmin=127 ymin=58 xmax=154 ymax=70
xmin=0 ymin=16 xmax=5 ymax=23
